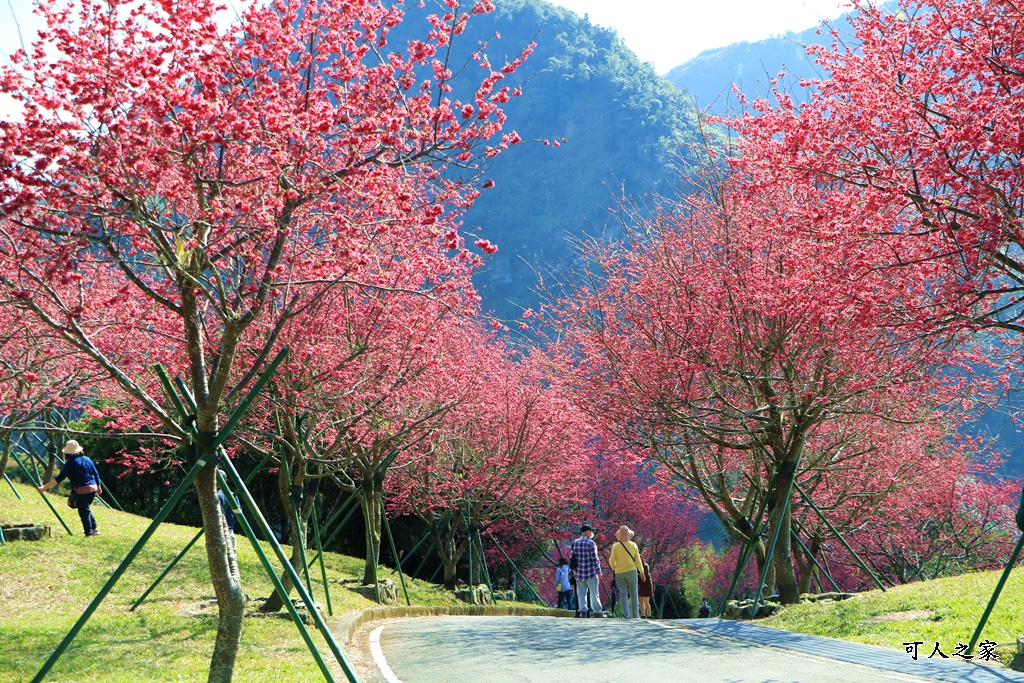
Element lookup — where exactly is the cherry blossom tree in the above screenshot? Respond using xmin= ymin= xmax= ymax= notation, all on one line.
xmin=728 ymin=0 xmax=1024 ymax=348
xmin=0 ymin=0 xmax=525 ymax=677
xmin=0 ymin=305 xmax=102 ymax=479
xmin=716 ymin=0 xmax=1024 ymax=593
xmin=842 ymin=454 xmax=1018 ymax=586
xmin=258 ymin=290 xmax=477 ymax=596
xmin=555 ymin=172 xmax=977 ymax=604
xmin=391 ymin=340 xmax=590 ymax=589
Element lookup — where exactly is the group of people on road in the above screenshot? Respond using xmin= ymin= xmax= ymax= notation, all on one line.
xmin=558 ymin=522 xmax=656 ymax=619
xmin=558 ymin=522 xmax=715 ymax=619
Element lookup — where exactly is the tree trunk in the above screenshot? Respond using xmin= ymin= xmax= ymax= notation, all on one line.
xmin=796 ymin=535 xmax=821 ymax=594
xmin=360 ymin=476 xmax=384 ymax=585
xmin=0 ymin=432 xmax=10 ymax=478
xmin=769 ymin=467 xmax=800 ymax=604
xmin=430 ymin=523 xmax=460 ymax=590
xmin=467 ymin=524 xmax=481 ymax=585
xmin=260 ymin=458 xmax=307 ymax=612
xmin=195 ymin=430 xmax=246 ymax=683
xmin=44 ymin=451 xmax=57 ymax=484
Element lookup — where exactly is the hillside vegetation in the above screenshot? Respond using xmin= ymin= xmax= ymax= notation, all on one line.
xmin=763 ymin=569 xmax=1024 ymax=667
xmin=0 ymin=482 xmax=492 ymax=682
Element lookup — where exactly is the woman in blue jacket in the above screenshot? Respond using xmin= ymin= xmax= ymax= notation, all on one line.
xmin=554 ymin=558 xmax=573 ymax=610
xmin=39 ymin=440 xmax=103 ymax=536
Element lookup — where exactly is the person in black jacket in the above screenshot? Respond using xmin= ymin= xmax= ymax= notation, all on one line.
xmin=38 ymin=440 xmax=103 ymax=536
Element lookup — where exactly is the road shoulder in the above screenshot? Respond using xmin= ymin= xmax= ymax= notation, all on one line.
xmin=673 ymin=618 xmax=1024 ymax=683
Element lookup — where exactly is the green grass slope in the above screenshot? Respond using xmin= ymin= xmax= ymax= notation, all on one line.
xmin=0 ymin=481 xmax=478 ymax=682
xmin=762 ymin=569 xmax=1024 ymax=665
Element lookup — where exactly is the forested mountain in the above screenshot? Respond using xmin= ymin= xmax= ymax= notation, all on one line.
xmin=404 ymin=0 xmax=702 ymax=320
xmin=665 ymin=5 xmax=897 ymax=114
xmin=664 ymin=23 xmax=832 ymax=114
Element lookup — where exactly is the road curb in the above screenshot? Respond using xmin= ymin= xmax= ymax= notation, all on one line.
xmin=332 ymin=604 xmax=574 ymax=647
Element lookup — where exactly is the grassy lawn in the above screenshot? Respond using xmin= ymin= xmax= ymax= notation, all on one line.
xmin=0 ymin=480 xmax=500 ymax=682
xmin=762 ymin=565 xmax=1024 ymax=665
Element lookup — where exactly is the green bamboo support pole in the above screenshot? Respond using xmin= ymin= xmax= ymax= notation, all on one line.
xmin=364 ymin=492 xmax=382 ymax=604
xmin=311 ymin=498 xmax=333 ymax=616
xmin=790 ymin=528 xmax=841 ymax=592
xmin=749 ymin=458 xmax=803 ymax=619
xmin=466 ymin=496 xmax=474 ymax=605
xmin=30 ymin=451 xmax=42 ymax=487
xmin=307 ymin=491 xmax=359 ymax=556
xmin=414 ymin=542 xmax=438 ymax=581
xmin=968 ymin=533 xmax=1024 ymax=655
xmin=131 ymin=451 xmax=277 ymax=611
xmin=4 ymin=472 xmax=23 ymax=499
xmin=395 ymin=515 xmax=447 ymax=575
xmin=31 ymin=449 xmax=215 ymax=683
xmin=153 ymin=365 xmax=190 ymax=421
xmin=308 ymin=496 xmax=362 ymax=569
xmin=485 ymin=530 xmax=545 ymax=605
xmin=317 ymin=493 xmax=359 ymax=543
xmin=10 ymin=451 xmax=72 ymax=536
xmin=281 ymin=454 xmax=315 ymax=600
xmin=717 ymin=504 xmax=774 ymax=615
xmin=748 ymin=493 xmax=792 ymax=619
xmin=381 ymin=500 xmax=410 ymax=606
xmin=395 ymin=531 xmax=431 ymax=576
xmin=218 ymin=452 xmax=361 ymax=683
xmin=409 ymin=513 xmax=453 ymax=580
xmin=475 ymin=527 xmax=494 ymax=598
xmin=794 ymin=483 xmax=886 ymax=592
xmin=130 ymin=529 xmax=204 ymax=611
xmin=790 ymin=520 xmax=842 ymax=592
xmin=216 ymin=471 xmax=336 ymax=683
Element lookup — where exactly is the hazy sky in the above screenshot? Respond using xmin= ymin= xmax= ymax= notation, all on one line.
xmin=547 ymin=0 xmax=849 ymax=72
xmin=0 ymin=0 xmax=850 ymax=75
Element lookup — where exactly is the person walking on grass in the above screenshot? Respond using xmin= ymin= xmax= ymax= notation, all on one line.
xmin=38 ymin=440 xmax=102 ymax=537
xmin=609 ymin=525 xmax=645 ymax=620
xmin=570 ymin=523 xmax=603 ymax=617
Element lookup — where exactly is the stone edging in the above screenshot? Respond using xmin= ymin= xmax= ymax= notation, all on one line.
xmin=332 ymin=604 xmax=573 ymax=647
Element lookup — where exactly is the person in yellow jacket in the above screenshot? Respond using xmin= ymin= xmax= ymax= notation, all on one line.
xmin=609 ymin=525 xmax=646 ymax=620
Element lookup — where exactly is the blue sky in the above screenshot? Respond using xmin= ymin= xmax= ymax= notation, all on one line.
xmin=1 ymin=0 xmax=849 ymax=75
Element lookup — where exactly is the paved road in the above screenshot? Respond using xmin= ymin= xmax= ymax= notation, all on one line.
xmin=372 ymin=616 xmax=986 ymax=683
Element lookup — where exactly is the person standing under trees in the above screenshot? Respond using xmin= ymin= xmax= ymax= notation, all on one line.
xmin=555 ymin=558 xmax=573 ymax=610
xmin=637 ymin=562 xmax=654 ymax=618
xmin=570 ymin=523 xmax=603 ymax=617
xmin=607 ymin=575 xmax=620 ymax=616
xmin=698 ymin=598 xmax=712 ymax=619
xmin=608 ymin=525 xmax=645 ymax=620
xmin=38 ymin=440 xmax=102 ymax=537
xmin=215 ymin=480 xmax=237 ymax=551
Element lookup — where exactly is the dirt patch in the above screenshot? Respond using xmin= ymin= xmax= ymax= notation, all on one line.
xmin=863 ymin=609 xmax=936 ymax=623
xmin=347 ymin=617 xmax=404 ymax=683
